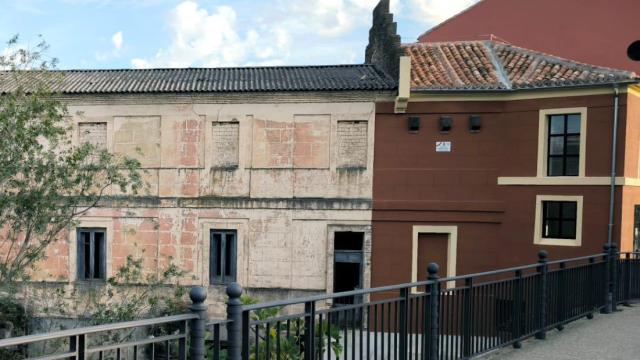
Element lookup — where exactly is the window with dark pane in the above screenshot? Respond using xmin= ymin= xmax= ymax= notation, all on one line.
xmin=210 ymin=230 xmax=237 ymax=284
xmin=542 ymin=201 xmax=578 ymax=239
xmin=547 ymin=114 xmax=581 ymax=176
xmin=77 ymin=228 xmax=106 ymax=281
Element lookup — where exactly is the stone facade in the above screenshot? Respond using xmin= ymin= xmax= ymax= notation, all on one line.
xmin=32 ymin=93 xmax=384 ymax=316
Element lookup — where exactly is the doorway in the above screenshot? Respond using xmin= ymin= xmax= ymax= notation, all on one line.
xmin=333 ymin=231 xmax=364 ymax=305
xmin=411 ymin=225 xmax=458 ymax=290
xmin=332 ymin=231 xmax=364 ymax=326
xmin=417 ymin=233 xmax=449 ymax=281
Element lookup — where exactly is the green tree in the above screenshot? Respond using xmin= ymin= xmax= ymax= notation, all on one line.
xmin=0 ymin=35 xmax=144 ymax=287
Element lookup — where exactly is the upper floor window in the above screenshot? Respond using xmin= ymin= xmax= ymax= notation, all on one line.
xmin=210 ymin=230 xmax=237 ymax=285
xmin=77 ymin=228 xmax=106 ymax=281
xmin=536 ymin=108 xmax=587 ymax=179
xmin=547 ymin=114 xmax=581 ymax=176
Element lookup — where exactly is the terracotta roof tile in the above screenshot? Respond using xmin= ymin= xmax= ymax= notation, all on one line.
xmin=403 ymin=40 xmax=637 ymax=91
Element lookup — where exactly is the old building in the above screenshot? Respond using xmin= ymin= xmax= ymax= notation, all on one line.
xmin=21 ymin=66 xmax=395 ymax=313
xmin=417 ymin=0 xmax=640 ymax=74
xmin=366 ymin=1 xmax=639 ymax=287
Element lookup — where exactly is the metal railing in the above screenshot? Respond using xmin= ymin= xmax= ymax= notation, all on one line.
xmin=1 ymin=247 xmax=639 ymax=360
xmin=0 ymin=313 xmax=196 ymax=359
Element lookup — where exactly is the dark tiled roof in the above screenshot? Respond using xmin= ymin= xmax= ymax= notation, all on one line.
xmin=404 ymin=40 xmax=637 ymax=91
xmin=0 ymin=65 xmax=396 ymax=94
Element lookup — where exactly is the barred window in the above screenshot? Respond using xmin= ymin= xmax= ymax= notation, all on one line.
xmin=77 ymin=228 xmax=106 ymax=280
xmin=210 ymin=230 xmax=237 ymax=284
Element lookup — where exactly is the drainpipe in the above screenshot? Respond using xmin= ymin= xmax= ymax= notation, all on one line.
xmin=607 ymin=87 xmax=620 ymax=248
xmin=604 ymin=86 xmax=620 ymax=314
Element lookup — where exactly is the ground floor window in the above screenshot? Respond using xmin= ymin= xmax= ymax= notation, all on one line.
xmin=77 ymin=228 xmax=106 ymax=281
xmin=210 ymin=230 xmax=237 ymax=285
xmin=542 ymin=201 xmax=577 ymax=239
xmin=534 ymin=195 xmax=583 ymax=246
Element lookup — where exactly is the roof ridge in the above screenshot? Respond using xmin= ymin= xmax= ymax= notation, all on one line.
xmin=32 ymin=64 xmax=380 ymax=73
xmin=403 ymin=40 xmax=488 ymax=48
xmin=493 ymin=42 xmax=637 ymax=77
xmin=483 ymin=41 xmax=512 ymax=90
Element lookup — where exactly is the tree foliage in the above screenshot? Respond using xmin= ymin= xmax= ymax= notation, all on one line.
xmin=0 ymin=35 xmax=144 ymax=286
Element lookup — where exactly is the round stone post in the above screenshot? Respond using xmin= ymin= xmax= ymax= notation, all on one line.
xmin=226 ymin=283 xmax=243 ymax=360
xmin=189 ymin=287 xmax=208 ymax=360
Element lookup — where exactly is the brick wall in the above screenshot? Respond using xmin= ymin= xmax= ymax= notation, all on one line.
xmin=211 ymin=122 xmax=240 ymax=168
xmin=78 ymin=122 xmax=107 ymax=150
xmin=337 ymin=121 xmax=368 ymax=168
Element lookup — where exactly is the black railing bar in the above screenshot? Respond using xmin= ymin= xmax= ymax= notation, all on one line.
xmin=546 ymin=254 xmax=606 ymax=265
xmin=409 ymin=291 xmax=432 ymax=299
xmin=317 ymin=298 xmax=404 ymax=314
xmin=206 ymin=318 xmax=232 ymax=326
xmin=86 ymin=333 xmax=187 ymax=354
xmin=250 ymin=312 xmax=308 ymax=325
xmin=245 ymin=251 xmax=615 ymax=312
xmin=545 ymin=311 xmax=592 ymax=331
xmin=242 ymin=282 xmax=433 ymax=311
xmin=452 ymin=278 xmax=517 ymax=289
xmin=319 ymin=297 xmax=406 ymax=313
xmin=439 ymin=285 xmax=467 ymax=293
xmin=27 ymin=351 xmax=78 ymax=360
xmin=249 ymin=296 xmax=407 ymax=324
xmin=555 ymin=260 xmax=607 ymax=269
xmin=0 ymin=314 xmax=197 ymax=347
xmin=438 ymin=263 xmax=541 ymax=283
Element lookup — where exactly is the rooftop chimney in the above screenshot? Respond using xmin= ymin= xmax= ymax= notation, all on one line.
xmin=365 ymin=0 xmax=403 ymax=80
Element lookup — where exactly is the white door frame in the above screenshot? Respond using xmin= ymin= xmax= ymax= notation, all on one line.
xmin=411 ymin=225 xmax=458 ymax=287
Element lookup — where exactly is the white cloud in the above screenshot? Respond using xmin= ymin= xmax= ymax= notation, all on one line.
xmin=409 ymin=0 xmax=479 ymax=25
xmin=130 ymin=0 xmax=478 ymax=68
xmin=111 ymin=31 xmax=123 ymax=51
xmin=131 ymin=1 xmax=291 ymax=68
xmin=284 ymin=0 xmax=398 ymax=38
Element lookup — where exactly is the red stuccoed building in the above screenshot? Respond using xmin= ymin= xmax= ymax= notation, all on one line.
xmin=365 ymin=0 xmax=640 ymax=287
xmin=417 ymin=0 xmax=640 ymax=74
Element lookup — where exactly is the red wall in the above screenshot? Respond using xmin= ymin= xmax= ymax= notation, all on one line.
xmin=418 ymin=0 xmax=640 ymax=74
xmin=372 ymin=94 xmax=626 ymax=287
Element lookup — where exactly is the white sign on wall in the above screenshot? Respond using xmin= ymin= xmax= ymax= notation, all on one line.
xmin=435 ymin=141 xmax=451 ymax=152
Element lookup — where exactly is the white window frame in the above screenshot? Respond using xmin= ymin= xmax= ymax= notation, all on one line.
xmin=534 ymin=195 xmax=583 ymax=246
xmin=70 ymin=217 xmax=114 ymax=282
xmin=537 ymin=107 xmax=587 ymax=178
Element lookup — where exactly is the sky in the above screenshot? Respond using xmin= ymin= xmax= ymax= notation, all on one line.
xmin=0 ymin=0 xmax=479 ymax=69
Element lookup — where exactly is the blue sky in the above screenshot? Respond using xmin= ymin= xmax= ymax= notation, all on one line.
xmin=0 ymin=0 xmax=479 ymax=69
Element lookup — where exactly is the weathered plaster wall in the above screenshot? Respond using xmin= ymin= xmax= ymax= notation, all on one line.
xmin=30 ymin=94 xmax=380 ymax=313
